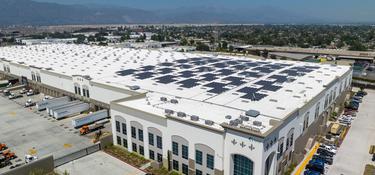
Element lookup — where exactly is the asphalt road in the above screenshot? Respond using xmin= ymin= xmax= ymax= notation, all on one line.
xmin=327 ymin=89 xmax=375 ymax=175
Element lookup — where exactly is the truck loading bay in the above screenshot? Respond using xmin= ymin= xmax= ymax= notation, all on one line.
xmin=0 ymin=93 xmax=95 ymax=173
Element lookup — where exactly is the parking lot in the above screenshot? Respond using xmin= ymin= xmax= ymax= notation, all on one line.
xmin=0 ymin=92 xmax=95 ymax=173
xmin=327 ymin=89 xmax=375 ymax=175
xmin=56 ymin=151 xmax=146 ymax=175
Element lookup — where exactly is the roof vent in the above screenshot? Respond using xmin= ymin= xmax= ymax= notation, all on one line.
xmin=235 ymin=119 xmax=243 ymax=124
xmin=205 ymin=120 xmax=214 ymax=126
xmin=229 ymin=120 xmax=238 ymax=126
xmin=245 ymin=110 xmax=260 ymax=117
xmin=190 ymin=115 xmax=199 ymax=121
xmin=177 ymin=112 xmax=186 ymax=118
xmin=240 ymin=115 xmax=249 ymax=121
xmin=129 ymin=85 xmax=140 ymax=90
xmin=170 ymin=99 xmax=178 ymax=104
xmin=253 ymin=121 xmax=262 ymax=126
xmin=225 ymin=115 xmax=232 ymax=119
xmin=160 ymin=97 xmax=168 ymax=102
xmin=164 ymin=109 xmax=174 ymax=115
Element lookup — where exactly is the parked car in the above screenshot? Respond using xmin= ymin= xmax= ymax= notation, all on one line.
xmin=24 ymin=99 xmax=35 ymax=107
xmin=19 ymin=88 xmax=28 ymax=94
xmin=317 ymin=148 xmax=334 ymax=157
xmin=26 ymin=90 xmax=35 ymax=96
xmin=313 ymin=154 xmax=333 ymax=165
xmin=304 ymin=169 xmax=321 ymax=175
xmin=8 ymin=93 xmax=22 ymax=99
xmin=306 ymin=159 xmax=325 ymax=174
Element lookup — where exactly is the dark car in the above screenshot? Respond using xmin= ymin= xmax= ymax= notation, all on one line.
xmin=317 ymin=148 xmax=334 ymax=157
xmin=306 ymin=159 xmax=325 ymax=174
xmin=314 ymin=154 xmax=333 ymax=165
xmin=304 ymin=169 xmax=321 ymax=175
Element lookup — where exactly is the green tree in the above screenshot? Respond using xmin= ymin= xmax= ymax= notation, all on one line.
xmin=196 ymin=42 xmax=210 ymax=51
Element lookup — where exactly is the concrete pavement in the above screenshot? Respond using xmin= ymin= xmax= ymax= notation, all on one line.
xmin=327 ymin=89 xmax=375 ymax=175
xmin=56 ymin=151 xmax=146 ymax=175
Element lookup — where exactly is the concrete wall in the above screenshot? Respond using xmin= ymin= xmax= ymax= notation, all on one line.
xmin=2 ymin=155 xmax=54 ymax=175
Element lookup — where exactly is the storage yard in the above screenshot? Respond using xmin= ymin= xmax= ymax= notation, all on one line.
xmin=0 ymin=90 xmax=109 ymax=173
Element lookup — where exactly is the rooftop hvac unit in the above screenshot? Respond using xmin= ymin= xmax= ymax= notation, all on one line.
xmin=229 ymin=120 xmax=238 ymax=126
xmin=190 ymin=115 xmax=199 ymax=121
xmin=245 ymin=110 xmax=260 ymax=117
xmin=129 ymin=85 xmax=140 ymax=90
xmin=205 ymin=120 xmax=214 ymax=126
xmin=240 ymin=115 xmax=249 ymax=121
xmin=177 ymin=112 xmax=186 ymax=118
xmin=225 ymin=115 xmax=232 ymax=119
xmin=170 ymin=99 xmax=178 ymax=104
xmin=235 ymin=118 xmax=243 ymax=124
xmin=164 ymin=109 xmax=174 ymax=115
xmin=160 ymin=97 xmax=168 ymax=102
xmin=253 ymin=121 xmax=262 ymax=126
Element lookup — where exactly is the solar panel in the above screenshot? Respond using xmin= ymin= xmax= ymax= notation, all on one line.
xmin=232 ymin=65 xmax=247 ymax=70
xmin=191 ymin=60 xmax=207 ymax=66
xmin=195 ymin=66 xmax=212 ymax=72
xmin=139 ymin=65 xmax=155 ymax=71
xmin=204 ymin=82 xmax=227 ymax=88
xmin=158 ymin=68 xmax=175 ymax=74
xmin=179 ymin=71 xmax=196 ymax=78
xmin=212 ymin=63 xmax=227 ymax=68
xmin=241 ymin=93 xmax=267 ymax=101
xmin=225 ymin=61 xmax=240 ymax=65
xmin=281 ymin=69 xmax=299 ymax=76
xmin=208 ymin=87 xmax=229 ymax=94
xmin=238 ymin=71 xmax=262 ymax=78
xmin=116 ymin=69 xmax=137 ymax=76
xmin=224 ymin=76 xmax=246 ymax=86
xmin=178 ymin=78 xmax=200 ymax=88
xmin=269 ymin=75 xmax=288 ymax=83
xmin=134 ymin=72 xmax=155 ymax=79
xmin=178 ymin=64 xmax=193 ymax=69
xmin=261 ymin=85 xmax=282 ymax=92
xmin=217 ymin=69 xmax=235 ymax=76
xmin=237 ymin=87 xmax=259 ymax=94
xmin=160 ymin=62 xmax=174 ymax=66
xmin=155 ymin=75 xmax=177 ymax=84
xmin=200 ymin=73 xmax=218 ymax=81
xmin=176 ymin=59 xmax=189 ymax=63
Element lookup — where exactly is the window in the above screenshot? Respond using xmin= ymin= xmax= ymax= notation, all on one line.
xmin=182 ymin=145 xmax=188 ymax=159
xmin=122 ymin=123 xmax=127 ymax=135
xmin=149 ymin=133 xmax=154 ymax=146
xmin=157 ymin=136 xmax=162 ymax=149
xmin=172 ymin=142 xmax=179 ymax=156
xmin=173 ymin=160 xmax=179 ymax=171
xmin=74 ymin=86 xmax=78 ymax=94
xmin=324 ymin=95 xmax=329 ymax=109
xmin=157 ymin=153 xmax=163 ymax=162
xmin=206 ymin=154 xmax=214 ymax=170
xmin=277 ymin=141 xmax=284 ymax=160
xmin=116 ymin=136 xmax=121 ymax=145
xmin=195 ymin=150 xmax=202 ymax=165
xmin=233 ymin=154 xmax=253 ymax=175
xmin=196 ymin=169 xmax=202 ymax=175
xmin=131 ymin=127 xmax=136 ymax=138
xmin=116 ymin=121 xmax=120 ymax=132
xmin=139 ymin=145 xmax=144 ymax=156
xmin=138 ymin=129 xmax=144 ymax=141
xmin=314 ymin=103 xmax=320 ymax=119
xmin=132 ymin=143 xmax=137 ymax=152
xmin=149 ymin=150 xmax=155 ymax=160
xmin=83 ymin=89 xmax=86 ymax=97
xmin=86 ymin=89 xmax=90 ymax=98
xmin=303 ymin=112 xmax=309 ymax=132
xmin=123 ymin=139 xmax=128 ymax=148
xmin=182 ymin=164 xmax=189 ymax=175
xmin=77 ymin=87 xmax=81 ymax=95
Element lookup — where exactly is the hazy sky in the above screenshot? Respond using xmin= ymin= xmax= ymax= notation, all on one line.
xmin=35 ymin=0 xmax=375 ymax=22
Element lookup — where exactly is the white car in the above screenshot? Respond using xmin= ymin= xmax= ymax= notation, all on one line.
xmin=25 ymin=155 xmax=38 ymax=163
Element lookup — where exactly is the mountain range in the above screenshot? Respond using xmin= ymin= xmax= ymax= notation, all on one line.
xmin=0 ymin=0 xmax=329 ymax=26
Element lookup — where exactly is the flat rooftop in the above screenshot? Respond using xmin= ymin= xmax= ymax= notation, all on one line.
xmin=0 ymin=44 xmax=351 ymax=134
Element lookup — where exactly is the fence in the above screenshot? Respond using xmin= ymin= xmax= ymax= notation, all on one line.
xmin=54 ymin=143 xmax=101 ymax=167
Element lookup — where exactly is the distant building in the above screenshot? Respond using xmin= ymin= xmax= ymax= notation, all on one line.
xmin=16 ymin=38 xmax=77 ymax=45
xmin=269 ymin=52 xmax=314 ymax=61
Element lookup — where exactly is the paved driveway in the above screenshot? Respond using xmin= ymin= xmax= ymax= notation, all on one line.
xmin=327 ymin=89 xmax=375 ymax=175
xmin=56 ymin=151 xmax=146 ymax=175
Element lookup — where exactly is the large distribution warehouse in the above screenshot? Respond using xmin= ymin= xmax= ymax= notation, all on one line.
xmin=0 ymin=44 xmax=352 ymax=175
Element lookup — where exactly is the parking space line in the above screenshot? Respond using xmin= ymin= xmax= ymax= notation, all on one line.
xmin=294 ymin=142 xmax=320 ymax=175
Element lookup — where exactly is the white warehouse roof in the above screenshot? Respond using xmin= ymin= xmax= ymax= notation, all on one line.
xmin=0 ymin=44 xmax=351 ymax=135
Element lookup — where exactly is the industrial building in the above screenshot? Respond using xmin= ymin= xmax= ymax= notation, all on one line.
xmin=0 ymin=44 xmax=352 ymax=175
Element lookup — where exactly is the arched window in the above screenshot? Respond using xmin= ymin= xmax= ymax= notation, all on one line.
xmin=31 ymin=72 xmax=36 ymax=81
xmin=74 ymin=83 xmax=81 ymax=95
xmin=82 ymin=85 xmax=90 ymax=98
xmin=233 ymin=154 xmax=254 ymax=175
xmin=314 ymin=102 xmax=320 ymax=119
xmin=36 ymin=73 xmax=41 ymax=82
xmin=303 ymin=112 xmax=310 ymax=132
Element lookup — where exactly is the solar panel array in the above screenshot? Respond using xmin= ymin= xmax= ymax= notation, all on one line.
xmin=115 ymin=57 xmax=319 ymax=101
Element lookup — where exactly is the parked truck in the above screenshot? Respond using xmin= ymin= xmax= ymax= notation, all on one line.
xmin=79 ymin=119 xmax=108 ymax=135
xmin=71 ymin=110 xmax=109 ymax=128
xmin=53 ymin=103 xmax=90 ymax=120
xmin=47 ymin=101 xmax=81 ymax=116
xmin=1 ymin=150 xmax=17 ymax=160
xmin=36 ymin=96 xmax=70 ymax=111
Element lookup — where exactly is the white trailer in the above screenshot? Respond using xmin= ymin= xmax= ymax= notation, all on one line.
xmin=47 ymin=101 xmax=81 ymax=116
xmin=53 ymin=103 xmax=90 ymax=120
xmin=71 ymin=110 xmax=108 ymax=128
xmin=36 ymin=96 xmax=70 ymax=111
